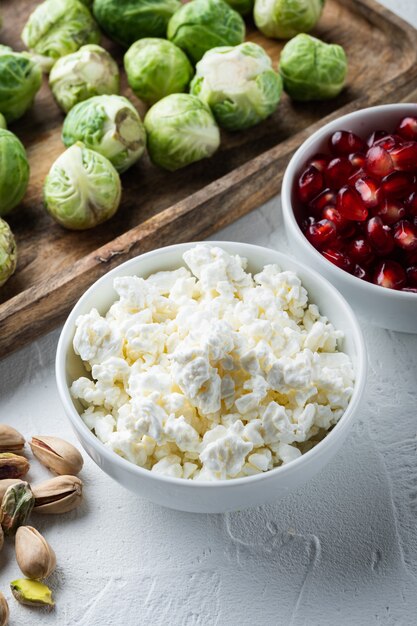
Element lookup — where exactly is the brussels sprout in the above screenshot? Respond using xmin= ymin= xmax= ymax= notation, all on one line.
xmin=254 ymin=0 xmax=324 ymax=39
xmin=22 ymin=0 xmax=100 ymax=70
xmin=0 ymin=219 xmax=17 ymax=288
xmin=167 ymin=0 xmax=245 ymax=64
xmin=0 ymin=46 xmax=42 ymax=123
xmin=144 ymin=94 xmax=220 ymax=171
xmin=124 ymin=39 xmax=193 ymax=106
xmin=190 ymin=43 xmax=282 ymax=131
xmin=279 ymin=34 xmax=347 ymax=101
xmin=62 ymin=95 xmax=146 ymax=173
xmin=224 ymin=0 xmax=253 ymax=15
xmin=93 ymin=0 xmax=181 ymax=48
xmin=0 ymin=130 xmax=30 ymax=217
xmin=0 ymin=114 xmax=6 ymax=130
xmin=49 ymin=44 xmax=119 ymax=113
xmin=44 ymin=143 xmax=121 ymax=230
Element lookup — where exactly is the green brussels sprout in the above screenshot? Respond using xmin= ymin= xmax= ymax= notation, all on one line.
xmin=93 ymin=0 xmax=181 ymax=48
xmin=0 ymin=114 xmax=7 ymax=130
xmin=44 ymin=143 xmax=121 ymax=230
xmin=22 ymin=0 xmax=100 ymax=70
xmin=49 ymin=44 xmax=119 ymax=113
xmin=144 ymin=94 xmax=220 ymax=171
xmin=0 ymin=46 xmax=42 ymax=123
xmin=224 ymin=0 xmax=253 ymax=15
xmin=190 ymin=43 xmax=282 ymax=131
xmin=279 ymin=34 xmax=347 ymax=101
xmin=124 ymin=39 xmax=193 ymax=105
xmin=254 ymin=0 xmax=324 ymax=39
xmin=62 ymin=95 xmax=146 ymax=173
xmin=0 ymin=219 xmax=17 ymax=288
xmin=167 ymin=0 xmax=245 ymax=64
xmin=0 ymin=130 xmax=30 ymax=217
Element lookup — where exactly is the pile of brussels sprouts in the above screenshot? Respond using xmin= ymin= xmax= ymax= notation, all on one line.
xmin=0 ymin=0 xmax=348 ymax=288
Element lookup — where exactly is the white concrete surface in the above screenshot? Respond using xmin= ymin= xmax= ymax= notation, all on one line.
xmin=1 ymin=1 xmax=417 ymax=623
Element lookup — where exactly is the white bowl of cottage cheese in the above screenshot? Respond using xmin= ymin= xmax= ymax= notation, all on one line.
xmin=56 ymin=242 xmax=366 ymax=513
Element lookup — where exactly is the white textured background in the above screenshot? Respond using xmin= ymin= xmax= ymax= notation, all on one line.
xmin=1 ymin=1 xmax=417 ymax=623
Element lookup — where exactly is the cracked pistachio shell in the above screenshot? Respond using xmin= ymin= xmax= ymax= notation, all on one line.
xmin=32 ymin=475 xmax=83 ymax=514
xmin=0 ymin=425 xmax=25 ymax=453
xmin=0 ymin=479 xmax=23 ymax=503
xmin=1 ymin=482 xmax=34 ymax=535
xmin=0 ymin=524 xmax=3 ymax=552
xmin=0 ymin=453 xmax=29 ymax=480
xmin=30 ymin=436 xmax=83 ymax=476
xmin=10 ymin=578 xmax=54 ymax=608
xmin=15 ymin=526 xmax=56 ymax=580
xmin=0 ymin=591 xmax=9 ymax=626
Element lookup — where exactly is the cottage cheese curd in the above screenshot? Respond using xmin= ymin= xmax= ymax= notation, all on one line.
xmin=71 ymin=245 xmax=355 ymax=481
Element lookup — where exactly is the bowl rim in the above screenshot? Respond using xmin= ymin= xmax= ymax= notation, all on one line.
xmin=281 ymin=103 xmax=417 ymax=300
xmin=56 ymin=241 xmax=367 ymax=489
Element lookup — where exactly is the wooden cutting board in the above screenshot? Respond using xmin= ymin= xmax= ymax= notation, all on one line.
xmin=1 ymin=0 xmax=417 ymax=359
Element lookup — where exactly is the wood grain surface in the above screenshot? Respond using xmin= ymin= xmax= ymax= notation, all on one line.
xmin=1 ymin=0 xmax=417 ymax=358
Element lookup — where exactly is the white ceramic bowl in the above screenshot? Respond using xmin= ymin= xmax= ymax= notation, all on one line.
xmin=282 ymin=103 xmax=417 ymax=333
xmin=56 ymin=241 xmax=367 ymax=513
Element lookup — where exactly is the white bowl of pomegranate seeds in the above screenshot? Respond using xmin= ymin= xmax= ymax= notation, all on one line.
xmin=282 ymin=104 xmax=417 ymax=333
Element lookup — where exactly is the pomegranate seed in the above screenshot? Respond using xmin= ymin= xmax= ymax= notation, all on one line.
xmin=406 ymin=265 xmax=417 ymax=286
xmin=396 ymin=116 xmax=417 ymax=141
xmin=354 ymin=176 xmax=383 ymax=209
xmin=322 ymin=206 xmax=348 ymax=231
xmin=329 ymin=130 xmax=366 ymax=156
xmin=308 ymin=153 xmax=330 ymax=172
xmin=325 ymin=157 xmax=354 ymax=189
xmin=373 ymin=134 xmax=402 ymax=151
xmin=354 ymin=264 xmax=371 ymax=281
xmin=366 ymin=216 xmax=395 ymax=254
xmin=406 ymin=192 xmax=417 ymax=216
xmin=366 ymin=146 xmax=394 ymax=178
xmin=402 ymin=287 xmax=417 ymax=293
xmin=310 ymin=188 xmax=337 ymax=213
xmin=298 ymin=166 xmax=324 ymax=204
xmin=347 ymin=238 xmax=375 ymax=265
xmin=301 ymin=216 xmax=316 ymax=232
xmin=366 ymin=130 xmax=388 ymax=147
xmin=348 ymin=153 xmax=366 ymax=170
xmin=336 ymin=186 xmax=368 ymax=221
xmin=404 ymin=248 xmax=417 ymax=265
xmin=382 ymin=171 xmax=414 ymax=198
xmin=348 ymin=169 xmax=366 ymax=185
xmin=393 ymin=220 xmax=417 ymax=251
xmin=305 ymin=219 xmax=337 ymax=248
xmin=390 ymin=142 xmax=417 ymax=171
xmin=374 ymin=199 xmax=406 ymax=225
xmin=322 ymin=248 xmax=353 ymax=272
xmin=373 ymin=260 xmax=406 ymax=289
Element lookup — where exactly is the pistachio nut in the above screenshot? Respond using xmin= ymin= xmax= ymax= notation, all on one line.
xmin=0 ymin=453 xmax=29 ymax=480
xmin=0 ymin=524 xmax=3 ymax=553
xmin=10 ymin=579 xmax=54 ymax=608
xmin=15 ymin=526 xmax=56 ymax=580
xmin=0 ymin=479 xmax=24 ymax=503
xmin=0 ymin=591 xmax=9 ymax=626
xmin=30 ymin=436 xmax=83 ymax=476
xmin=32 ymin=475 xmax=83 ymax=514
xmin=0 ymin=425 xmax=25 ymax=453
xmin=1 ymin=482 xmax=34 ymax=535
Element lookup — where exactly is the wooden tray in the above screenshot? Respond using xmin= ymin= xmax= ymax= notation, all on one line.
xmin=1 ymin=0 xmax=417 ymax=359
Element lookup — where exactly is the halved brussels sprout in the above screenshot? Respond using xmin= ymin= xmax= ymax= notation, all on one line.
xmin=0 ymin=219 xmax=17 ymax=288
xmin=0 ymin=46 xmax=42 ymax=122
xmin=254 ymin=0 xmax=325 ymax=39
xmin=144 ymin=94 xmax=220 ymax=171
xmin=0 ymin=114 xmax=7 ymax=130
xmin=22 ymin=0 xmax=100 ymax=70
xmin=167 ymin=0 xmax=245 ymax=64
xmin=49 ymin=44 xmax=119 ymax=113
xmin=62 ymin=95 xmax=146 ymax=173
xmin=93 ymin=0 xmax=181 ymax=47
xmin=0 ymin=130 xmax=30 ymax=217
xmin=279 ymin=34 xmax=347 ymax=101
xmin=124 ymin=38 xmax=193 ymax=105
xmin=44 ymin=142 xmax=121 ymax=230
xmin=190 ymin=42 xmax=282 ymax=131
xmin=224 ymin=0 xmax=254 ymax=15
